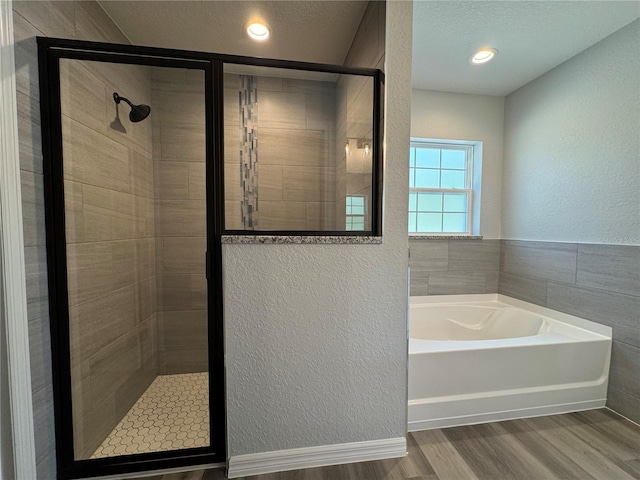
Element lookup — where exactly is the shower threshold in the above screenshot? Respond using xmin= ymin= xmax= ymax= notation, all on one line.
xmin=91 ymin=372 xmax=210 ymax=458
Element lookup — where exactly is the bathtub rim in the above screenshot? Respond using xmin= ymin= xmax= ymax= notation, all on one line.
xmin=407 ymin=293 xmax=612 ymax=432
xmin=410 ymin=293 xmax=612 ymax=338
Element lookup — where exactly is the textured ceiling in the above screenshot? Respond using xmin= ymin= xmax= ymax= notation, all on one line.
xmin=413 ymin=1 xmax=640 ymax=96
xmin=98 ymin=1 xmax=368 ymax=65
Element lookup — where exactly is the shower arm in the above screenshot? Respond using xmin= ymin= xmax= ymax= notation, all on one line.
xmin=113 ymin=92 xmax=134 ymax=108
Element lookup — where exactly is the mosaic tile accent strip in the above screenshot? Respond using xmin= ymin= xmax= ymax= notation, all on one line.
xmin=91 ymin=373 xmax=209 ymax=458
xmin=240 ymin=75 xmax=258 ymax=229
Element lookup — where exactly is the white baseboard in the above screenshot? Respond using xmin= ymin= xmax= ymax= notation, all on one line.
xmin=227 ymin=437 xmax=407 ymax=479
xmin=408 ymin=399 xmax=606 ymax=431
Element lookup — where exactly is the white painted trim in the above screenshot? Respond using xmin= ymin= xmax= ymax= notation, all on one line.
xmin=227 ymin=437 xmax=407 ymax=479
xmin=0 ymin=1 xmax=38 ymax=478
xmin=409 ymin=400 xmax=606 ymax=432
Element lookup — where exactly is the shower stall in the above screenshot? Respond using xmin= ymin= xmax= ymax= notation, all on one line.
xmin=38 ymin=38 xmax=381 ymax=478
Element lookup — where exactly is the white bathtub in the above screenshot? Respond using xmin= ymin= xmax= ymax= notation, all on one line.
xmin=408 ymin=294 xmax=612 ymax=431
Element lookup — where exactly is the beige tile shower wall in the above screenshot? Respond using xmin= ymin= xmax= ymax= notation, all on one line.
xmin=256 ymin=77 xmax=337 ymax=230
xmin=151 ymin=69 xmax=208 ymax=374
xmin=224 ymin=73 xmax=243 ymax=230
xmin=223 ymin=73 xmax=337 ymax=230
xmin=61 ymin=58 xmax=157 ymax=460
xmin=12 ymin=1 xmax=156 ymax=473
xmin=336 ymin=1 xmax=385 ymax=230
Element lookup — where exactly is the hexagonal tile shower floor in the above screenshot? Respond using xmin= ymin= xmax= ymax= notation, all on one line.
xmin=91 ymin=373 xmax=209 ymax=458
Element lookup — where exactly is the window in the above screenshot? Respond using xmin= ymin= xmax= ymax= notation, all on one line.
xmin=409 ymin=141 xmax=473 ymax=234
xmin=346 ymin=195 xmax=366 ymax=231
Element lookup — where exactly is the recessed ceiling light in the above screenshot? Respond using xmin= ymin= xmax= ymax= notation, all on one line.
xmin=246 ymin=22 xmax=270 ymax=41
xmin=470 ymin=48 xmax=498 ymax=64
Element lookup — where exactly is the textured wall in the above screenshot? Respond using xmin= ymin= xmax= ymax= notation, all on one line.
xmin=223 ymin=0 xmax=412 ymax=457
xmin=502 ymin=20 xmax=640 ymax=245
xmin=498 ymin=240 xmax=640 ymax=423
xmin=410 ymin=90 xmax=504 ymax=239
xmin=61 ymin=58 xmax=157 ymax=459
xmin=12 ymin=0 xmax=139 ymax=475
xmin=151 ymin=68 xmax=208 ymax=374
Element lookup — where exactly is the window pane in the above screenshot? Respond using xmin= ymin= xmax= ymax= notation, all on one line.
xmin=417 ymin=213 xmax=442 ymax=232
xmin=410 ymin=148 xmax=416 ymax=167
xmin=409 ymin=168 xmax=415 ymax=187
xmin=416 ymin=148 xmax=440 ymax=168
xmin=443 ymin=193 xmax=467 ymax=212
xmin=418 ymin=192 xmax=442 ymax=212
xmin=352 ymin=196 xmax=364 ymax=207
xmin=408 ymin=192 xmax=417 ymax=212
xmin=441 ymin=170 xmax=465 ymax=188
xmin=441 ymin=149 xmax=466 ymax=169
xmin=408 ymin=212 xmax=417 ymax=233
xmin=443 ymin=213 xmax=467 ymax=232
xmin=415 ymin=169 xmax=440 ymax=188
xmin=352 ymin=205 xmax=364 ymax=215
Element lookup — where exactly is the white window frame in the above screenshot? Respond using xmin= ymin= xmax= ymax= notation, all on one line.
xmin=409 ymin=140 xmax=475 ymax=236
xmin=345 ymin=195 xmax=367 ymax=231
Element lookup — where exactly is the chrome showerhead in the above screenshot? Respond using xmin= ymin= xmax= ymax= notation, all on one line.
xmin=113 ymin=92 xmax=151 ymax=123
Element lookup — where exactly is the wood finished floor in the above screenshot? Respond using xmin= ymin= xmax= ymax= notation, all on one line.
xmin=149 ymin=409 xmax=640 ymax=480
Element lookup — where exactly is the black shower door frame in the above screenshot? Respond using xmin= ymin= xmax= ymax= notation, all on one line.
xmin=38 ymin=37 xmax=383 ymax=479
xmin=38 ymin=39 xmax=225 ymax=480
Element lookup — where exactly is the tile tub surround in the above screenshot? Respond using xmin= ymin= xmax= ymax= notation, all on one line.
xmin=498 ymin=240 xmax=640 ymax=423
xmin=151 ymin=68 xmax=209 ymax=375
xmin=409 ymin=238 xmax=500 ymax=296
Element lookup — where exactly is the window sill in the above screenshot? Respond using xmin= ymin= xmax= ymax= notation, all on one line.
xmin=221 ymin=235 xmax=383 ymax=245
xmin=409 ymin=235 xmax=483 ymax=240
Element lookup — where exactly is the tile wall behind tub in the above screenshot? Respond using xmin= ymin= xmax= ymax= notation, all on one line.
xmin=499 ymin=240 xmax=640 ymax=423
xmin=409 ymin=239 xmax=501 ymax=296
xmin=13 ymin=1 xmax=152 ymax=474
xmin=151 ymin=68 xmax=209 ymax=374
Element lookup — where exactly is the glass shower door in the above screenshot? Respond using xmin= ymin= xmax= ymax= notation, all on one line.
xmin=59 ymin=58 xmax=210 ymax=460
